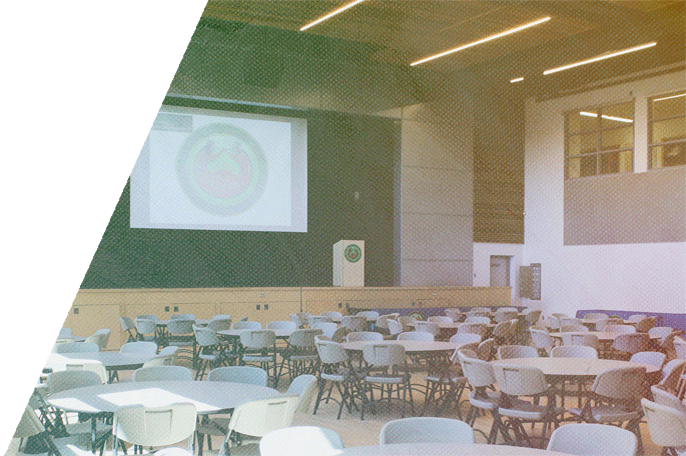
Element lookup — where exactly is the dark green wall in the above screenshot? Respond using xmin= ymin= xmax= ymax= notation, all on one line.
xmin=81 ymin=101 xmax=399 ymax=289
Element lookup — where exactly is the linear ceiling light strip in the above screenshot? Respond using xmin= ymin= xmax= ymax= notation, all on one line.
xmin=653 ymin=93 xmax=685 ymax=102
xmin=300 ymin=0 xmax=367 ymax=32
xmin=543 ymin=42 xmax=657 ymax=75
xmin=410 ymin=16 xmax=551 ymax=67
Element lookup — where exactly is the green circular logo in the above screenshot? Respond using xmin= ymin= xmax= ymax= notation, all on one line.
xmin=408 ymin=311 xmax=425 ymax=321
xmin=344 ymin=244 xmax=362 ymax=263
xmin=176 ymin=123 xmax=268 ymax=216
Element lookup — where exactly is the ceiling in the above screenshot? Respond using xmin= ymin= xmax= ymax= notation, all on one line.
xmin=201 ymin=0 xmax=685 ymax=98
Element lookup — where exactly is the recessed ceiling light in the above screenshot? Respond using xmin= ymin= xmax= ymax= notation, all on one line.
xmin=653 ymin=93 xmax=686 ymax=102
xmin=300 ymin=0 xmax=366 ymax=32
xmin=543 ymin=42 xmax=656 ymax=75
xmin=510 ymin=77 xmax=524 ymax=83
xmin=410 ymin=17 xmax=551 ymax=67
xmin=579 ymin=111 xmax=633 ymax=123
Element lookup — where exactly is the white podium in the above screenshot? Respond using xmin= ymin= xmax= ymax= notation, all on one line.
xmin=333 ymin=240 xmax=364 ymax=287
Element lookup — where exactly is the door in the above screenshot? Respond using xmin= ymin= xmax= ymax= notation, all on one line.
xmin=490 ymin=256 xmax=511 ymax=287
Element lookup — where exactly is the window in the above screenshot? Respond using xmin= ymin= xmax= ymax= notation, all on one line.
xmin=565 ymin=101 xmax=634 ymax=179
xmin=648 ymin=90 xmax=685 ymax=169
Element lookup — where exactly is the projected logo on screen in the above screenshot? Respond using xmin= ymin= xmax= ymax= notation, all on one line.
xmin=176 ymin=123 xmax=268 ymax=216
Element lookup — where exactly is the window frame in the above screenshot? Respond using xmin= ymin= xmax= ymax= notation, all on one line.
xmin=564 ymin=100 xmax=635 ymax=180
xmin=647 ymin=89 xmax=686 ymax=170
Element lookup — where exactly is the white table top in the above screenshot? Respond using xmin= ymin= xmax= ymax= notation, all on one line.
xmin=47 ymin=380 xmax=280 ymax=414
xmin=341 ymin=340 xmax=459 ymax=353
xmin=550 ymin=331 xmax=660 ymax=342
xmin=491 ymin=357 xmax=661 ymax=378
xmin=46 ymin=352 xmax=154 ymax=370
xmin=217 ymin=328 xmax=294 ymax=338
xmin=330 ymin=443 xmax=570 ymax=455
xmin=156 ymin=319 xmax=210 ymax=326
xmin=580 ymin=318 xmax=637 ymax=326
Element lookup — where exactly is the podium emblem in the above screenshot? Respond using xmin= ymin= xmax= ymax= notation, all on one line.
xmin=344 ymin=244 xmax=362 ymax=263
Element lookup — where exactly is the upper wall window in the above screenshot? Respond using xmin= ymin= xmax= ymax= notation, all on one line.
xmin=648 ymin=91 xmax=685 ymax=169
xmin=565 ymin=101 xmax=634 ymax=179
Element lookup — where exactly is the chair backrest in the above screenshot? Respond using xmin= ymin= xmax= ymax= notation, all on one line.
xmin=207 ymin=318 xmax=233 ymax=332
xmin=321 ymin=311 xmax=343 ymax=320
xmin=239 ymin=316 xmax=249 ymax=322
xmin=464 ymin=316 xmax=491 ymax=325
xmin=379 ymin=417 xmax=474 ymax=444
xmin=457 ymin=323 xmax=487 ymax=340
xmin=208 ymin=366 xmax=268 ymax=386
xmin=113 ymin=403 xmax=197 ymax=449
xmin=675 ymin=336 xmax=686 ymax=359
xmin=193 ymin=325 xmax=220 ymax=347
xmin=477 ymin=338 xmax=496 ymax=361
xmin=659 ymin=359 xmax=686 ymax=394
xmin=290 ymin=314 xmax=304 ymax=328
xmin=651 ymin=385 xmax=686 ymax=414
xmin=595 ymin=317 xmax=622 ymax=331
xmin=606 ymin=324 xmax=636 ymax=334
xmin=466 ymin=310 xmax=490 ymax=318
xmin=550 ymin=345 xmax=598 ymax=359
xmin=560 ymin=324 xmax=589 ymax=333
xmin=397 ymin=316 xmax=416 ymax=332
xmin=635 ymin=316 xmax=657 ymax=333
xmin=387 ymin=319 xmax=403 ymax=336
xmin=551 ymin=313 xmax=568 ymax=320
xmin=362 ymin=343 xmax=406 ymax=368
xmin=295 ymin=312 xmax=312 ymax=325
xmin=166 ymin=318 xmax=194 ymax=335
xmin=497 ymin=345 xmax=538 ymax=360
xmin=356 ymin=311 xmax=379 ymax=320
xmin=232 ymin=321 xmax=262 ymax=330
xmin=546 ymin=422 xmax=638 ymax=456
xmin=310 ymin=315 xmax=333 ymax=326
xmin=627 ymin=314 xmax=647 ymax=322
xmin=629 ymin=351 xmax=665 ymax=369
xmin=592 ymin=366 xmax=646 ymax=400
xmin=613 ymin=333 xmax=650 ymax=354
xmin=227 ymin=396 xmax=300 ymax=440
xmin=428 ymin=316 xmax=453 ymax=325
xmin=414 ymin=321 xmax=440 ymax=336
xmin=169 ymin=314 xmax=195 ymax=320
xmin=120 ymin=341 xmax=158 ymax=354
xmin=240 ymin=329 xmax=276 ymax=349
xmin=120 ymin=316 xmax=137 ymax=334
xmin=340 ymin=315 xmax=366 ymax=332
xmin=561 ymin=333 xmax=600 ymax=349
xmin=583 ymin=312 xmax=609 ymax=320
xmin=641 ymin=398 xmax=686 ymax=450
xmin=397 ymin=331 xmax=434 ymax=341
xmin=50 ymin=361 xmax=108 ymax=384
xmin=524 ymin=309 xmax=542 ymax=325
xmin=158 ymin=346 xmax=177 ymax=359
xmin=135 ymin=318 xmax=157 ymax=335
xmin=315 ymin=339 xmax=349 ymax=365
xmin=310 ymin=322 xmax=339 ymax=339
xmin=374 ymin=315 xmax=390 ymax=330
xmin=331 ymin=325 xmax=347 ymax=343
xmin=259 ymin=426 xmax=344 ymax=456
xmin=648 ymin=326 xmax=673 ymax=339
xmin=458 ymin=353 xmax=497 ymax=388
xmin=494 ymin=310 xmax=517 ymax=323
xmin=142 ymin=354 xmax=176 ymax=367
xmin=131 ymin=366 xmax=193 ymax=382
xmin=265 ymin=321 xmax=297 ymax=332
xmin=492 ymin=363 xmax=548 ymax=397
xmin=286 ymin=374 xmax=318 ymax=414
xmin=92 ymin=329 xmax=111 ymax=350
xmin=84 ymin=331 xmax=110 ymax=351
xmin=449 ymin=333 xmax=482 ymax=345
xmin=47 ymin=369 xmax=103 ymax=394
xmin=560 ymin=317 xmax=583 ymax=326
xmin=530 ymin=328 xmax=554 ymax=350
xmin=136 ymin=314 xmax=159 ymax=322
xmin=289 ymin=328 xmax=323 ymax=348
xmin=445 ymin=309 xmax=462 ymax=322
xmin=346 ymin=331 xmax=383 ymax=342
xmin=14 ymin=406 xmax=49 ymax=440
xmin=54 ymin=342 xmax=100 ymax=354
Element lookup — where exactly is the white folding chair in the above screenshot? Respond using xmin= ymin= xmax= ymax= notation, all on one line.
xmin=260 ymin=426 xmax=343 ymax=456
xmin=547 ymin=423 xmax=638 ymax=456
xmin=379 ymin=417 xmax=474 ymax=444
